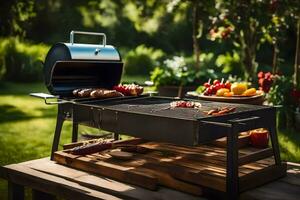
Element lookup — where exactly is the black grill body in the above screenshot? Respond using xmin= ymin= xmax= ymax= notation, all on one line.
xmin=73 ymin=96 xmax=276 ymax=146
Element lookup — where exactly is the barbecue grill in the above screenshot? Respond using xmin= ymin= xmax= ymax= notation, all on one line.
xmin=31 ymin=30 xmax=126 ymax=157
xmin=31 ymin=30 xmax=283 ymax=199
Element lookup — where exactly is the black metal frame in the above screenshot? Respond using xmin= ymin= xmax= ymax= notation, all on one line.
xmin=201 ymin=113 xmax=281 ymax=199
xmin=49 ymin=98 xmax=282 ymax=199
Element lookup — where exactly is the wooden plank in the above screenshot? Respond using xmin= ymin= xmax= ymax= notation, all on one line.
xmin=29 ymin=160 xmax=202 ymax=200
xmin=165 ymin=165 xmax=227 ymax=192
xmin=240 ymin=177 xmax=300 ymax=200
xmin=238 ymin=148 xmax=273 ymax=166
xmin=279 ymin=173 xmax=300 ymax=187
xmin=57 ymin=140 xmax=282 ymax=194
xmin=2 ymin=157 xmax=298 ymax=200
xmin=3 ymin=164 xmax=122 ymax=200
xmin=287 ymin=162 xmax=300 ymax=169
xmin=239 ymin=163 xmax=287 ymax=192
xmin=63 ymin=138 xmax=145 ymax=150
xmin=54 ymin=151 xmax=158 ymax=190
xmin=139 ymin=142 xmax=227 ymax=163
xmin=100 ymin=154 xmax=209 ymax=195
xmin=140 ymin=142 xmax=270 ymax=176
xmin=56 ymin=152 xmax=203 ymax=196
xmin=56 ymin=140 xmax=287 ymax=197
xmin=212 ymin=133 xmax=250 ymax=149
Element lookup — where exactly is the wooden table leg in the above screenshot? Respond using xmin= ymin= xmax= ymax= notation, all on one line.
xmin=32 ymin=189 xmax=55 ymax=200
xmin=8 ymin=181 xmax=24 ymax=200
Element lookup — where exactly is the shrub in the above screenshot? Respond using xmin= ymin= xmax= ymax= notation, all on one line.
xmin=150 ymin=55 xmax=218 ymax=87
xmin=124 ymin=45 xmax=165 ymax=76
xmin=215 ymin=51 xmax=245 ymax=78
xmin=0 ymin=38 xmax=49 ymax=82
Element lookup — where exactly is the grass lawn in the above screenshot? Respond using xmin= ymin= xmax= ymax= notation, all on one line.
xmin=0 ymin=78 xmax=299 ymax=199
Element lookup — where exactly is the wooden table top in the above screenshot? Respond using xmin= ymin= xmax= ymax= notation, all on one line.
xmin=0 ymin=158 xmax=299 ymax=200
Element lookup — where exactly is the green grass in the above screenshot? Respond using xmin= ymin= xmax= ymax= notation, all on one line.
xmin=0 ymin=75 xmax=150 ymax=199
xmin=0 ymin=79 xmax=299 ymax=199
xmin=278 ymin=129 xmax=300 ymax=162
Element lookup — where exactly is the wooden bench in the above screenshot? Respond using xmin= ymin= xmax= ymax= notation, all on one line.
xmin=0 ymin=158 xmax=299 ymax=200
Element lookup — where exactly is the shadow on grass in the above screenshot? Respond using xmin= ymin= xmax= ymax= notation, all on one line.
xmin=0 ymin=104 xmax=57 ymax=123
xmin=278 ymin=128 xmax=300 ymax=162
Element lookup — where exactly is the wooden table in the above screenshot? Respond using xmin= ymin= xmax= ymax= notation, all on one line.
xmin=0 ymin=158 xmax=299 ymax=200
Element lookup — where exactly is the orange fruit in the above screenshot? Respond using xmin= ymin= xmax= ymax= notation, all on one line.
xmin=231 ymin=82 xmax=247 ymax=95
xmin=216 ymin=88 xmax=230 ymax=96
xmin=243 ymin=88 xmax=257 ymax=96
xmin=224 ymin=91 xmax=233 ymax=97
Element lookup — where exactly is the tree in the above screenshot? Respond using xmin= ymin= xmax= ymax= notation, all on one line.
xmin=167 ymin=0 xmax=215 ymax=69
xmin=210 ymin=0 xmax=289 ymax=80
xmin=0 ymin=0 xmax=36 ymax=38
xmin=289 ymin=1 xmax=300 ymax=88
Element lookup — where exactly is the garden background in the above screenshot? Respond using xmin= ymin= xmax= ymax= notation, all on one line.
xmin=0 ymin=0 xmax=300 ymax=199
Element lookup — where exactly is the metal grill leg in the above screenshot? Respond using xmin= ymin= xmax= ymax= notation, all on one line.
xmin=226 ymin=122 xmax=239 ymax=200
xmin=72 ymin=123 xmax=78 ymax=142
xmin=114 ymin=133 xmax=119 ymax=140
xmin=268 ymin=112 xmax=282 ymax=165
xmin=50 ymin=116 xmax=64 ymax=160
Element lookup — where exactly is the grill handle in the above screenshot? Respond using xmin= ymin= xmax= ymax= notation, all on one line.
xmin=70 ymin=31 xmax=106 ymax=47
xmin=29 ymin=93 xmax=68 ymax=105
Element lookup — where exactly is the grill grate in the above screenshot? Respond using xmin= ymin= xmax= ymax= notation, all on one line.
xmin=84 ymin=96 xmax=264 ymax=120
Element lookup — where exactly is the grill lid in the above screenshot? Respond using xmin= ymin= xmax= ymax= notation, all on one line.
xmin=44 ymin=31 xmax=123 ymax=96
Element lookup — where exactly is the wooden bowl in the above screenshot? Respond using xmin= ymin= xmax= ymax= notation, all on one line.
xmin=186 ymin=91 xmax=265 ymax=105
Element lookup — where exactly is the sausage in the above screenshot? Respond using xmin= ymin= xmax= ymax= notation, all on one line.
xmin=90 ymin=89 xmax=124 ymax=98
xmin=72 ymin=88 xmax=82 ymax=96
xmin=71 ymin=141 xmax=113 ymax=155
xmin=78 ymin=88 xmax=94 ymax=97
xmin=205 ymin=107 xmax=236 ymax=116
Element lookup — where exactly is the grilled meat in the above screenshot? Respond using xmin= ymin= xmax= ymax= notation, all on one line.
xmin=114 ymin=84 xmax=143 ymax=96
xmin=78 ymin=88 xmax=94 ymax=97
xmin=204 ymin=106 xmax=236 ymax=116
xmin=72 ymin=88 xmax=82 ymax=96
xmin=90 ymin=89 xmax=124 ymax=98
xmin=71 ymin=141 xmax=113 ymax=155
xmin=170 ymin=101 xmax=202 ymax=109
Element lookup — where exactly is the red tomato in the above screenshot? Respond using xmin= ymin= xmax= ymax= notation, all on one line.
xmin=210 ymin=85 xmax=217 ymax=94
xmin=225 ymin=81 xmax=231 ymax=89
xmin=204 ymin=82 xmax=211 ymax=88
xmin=204 ymin=88 xmax=212 ymax=95
xmin=214 ymin=83 xmax=222 ymax=91
xmin=213 ymin=80 xmax=220 ymax=85
xmin=219 ymin=83 xmax=225 ymax=89
xmin=249 ymin=129 xmax=269 ymax=148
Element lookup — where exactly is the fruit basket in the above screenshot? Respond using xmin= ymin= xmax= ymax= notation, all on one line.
xmin=186 ymin=79 xmax=265 ymax=105
xmin=186 ymin=91 xmax=265 ymax=105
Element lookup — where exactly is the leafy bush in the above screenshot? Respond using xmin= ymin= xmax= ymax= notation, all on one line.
xmin=124 ymin=45 xmax=165 ymax=76
xmin=215 ymin=51 xmax=245 ymax=78
xmin=267 ymin=75 xmax=295 ymax=129
xmin=150 ymin=55 xmax=217 ymax=87
xmin=0 ymin=38 xmax=49 ymax=82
